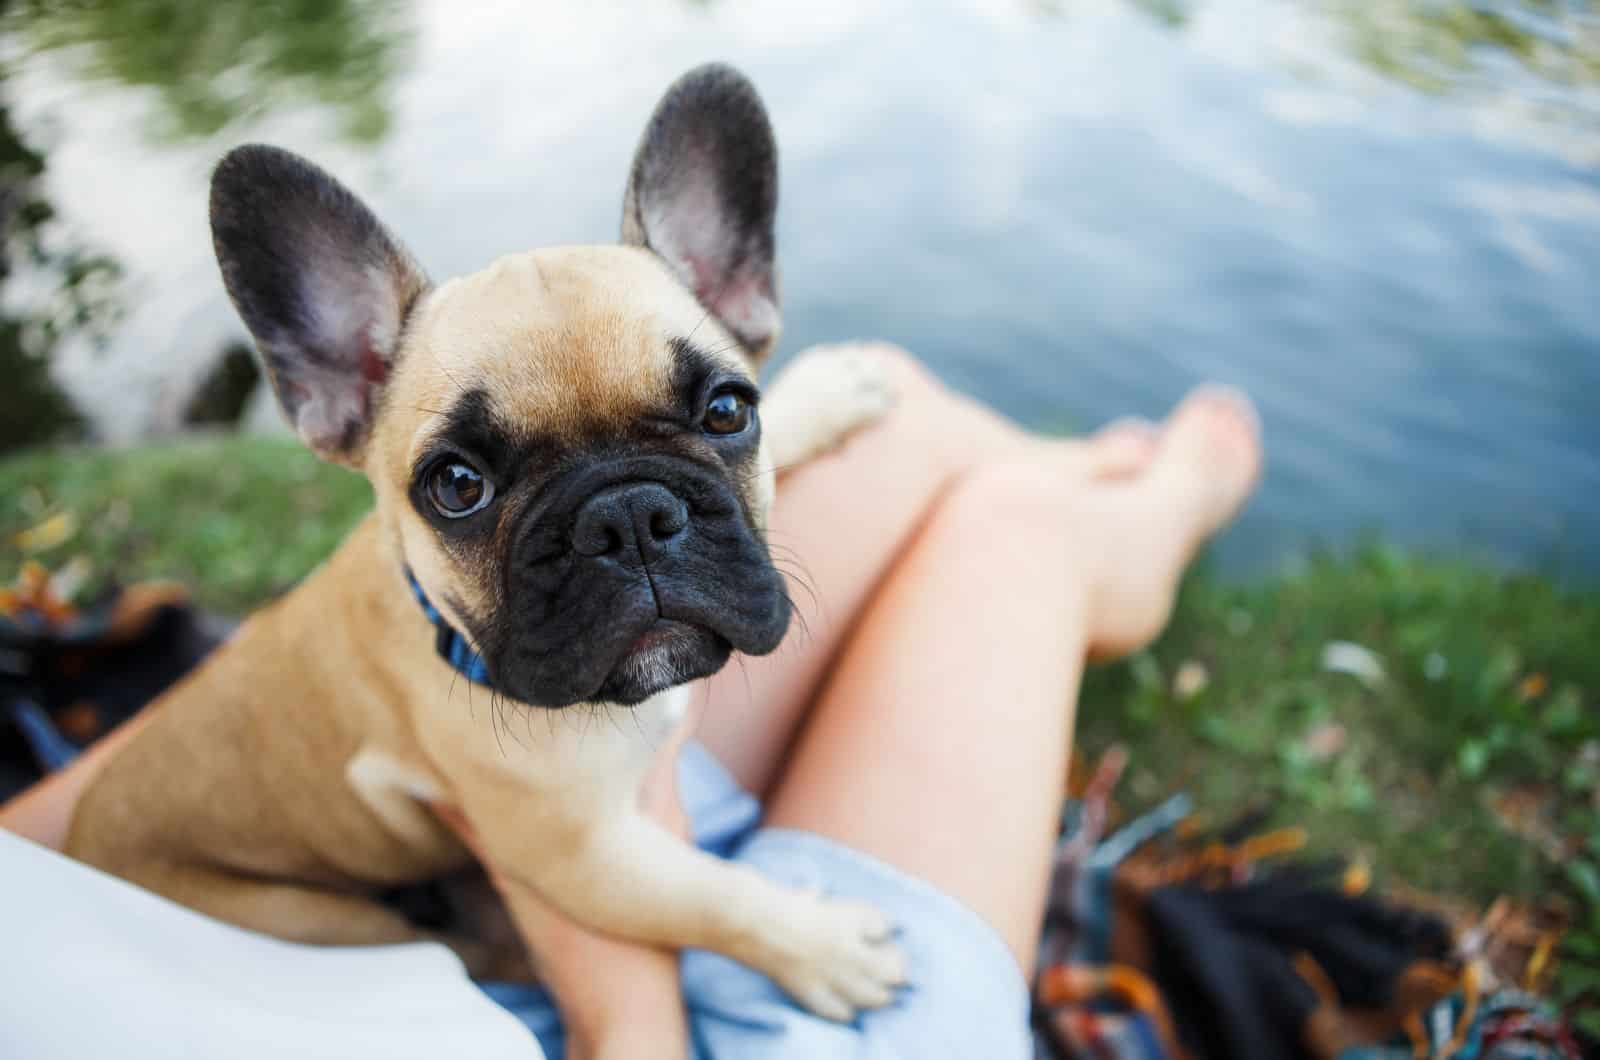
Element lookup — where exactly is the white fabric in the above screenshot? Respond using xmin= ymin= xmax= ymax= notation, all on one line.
xmin=0 ymin=831 xmax=543 ymax=1060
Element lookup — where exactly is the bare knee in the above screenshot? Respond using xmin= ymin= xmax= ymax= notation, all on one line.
xmin=936 ymin=456 xmax=1081 ymax=535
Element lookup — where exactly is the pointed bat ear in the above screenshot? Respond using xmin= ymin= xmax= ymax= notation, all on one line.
xmin=621 ymin=63 xmax=780 ymax=362
xmin=210 ymin=144 xmax=428 ymax=464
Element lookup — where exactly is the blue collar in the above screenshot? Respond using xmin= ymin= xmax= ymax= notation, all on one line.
xmin=404 ymin=569 xmax=493 ymax=686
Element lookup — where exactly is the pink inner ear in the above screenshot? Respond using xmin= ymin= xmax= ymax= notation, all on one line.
xmin=359 ymin=338 xmax=389 ymax=385
xmin=706 ymin=267 xmax=777 ymax=350
xmin=644 ymin=170 xmax=776 ymax=349
xmin=688 ymin=256 xmax=719 ymax=305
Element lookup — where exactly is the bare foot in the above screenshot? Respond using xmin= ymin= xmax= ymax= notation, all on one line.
xmin=1055 ymin=416 xmax=1160 ymax=481
xmin=1087 ymin=416 xmax=1161 ymax=478
xmin=1147 ymin=385 xmax=1262 ymax=542
xmin=1081 ymin=385 xmax=1262 ymax=659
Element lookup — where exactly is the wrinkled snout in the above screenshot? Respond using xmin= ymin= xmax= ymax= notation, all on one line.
xmin=490 ymin=455 xmax=791 ymax=707
xmin=571 ymin=481 xmax=689 ymax=566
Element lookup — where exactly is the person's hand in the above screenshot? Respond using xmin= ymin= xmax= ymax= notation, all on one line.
xmin=434 ymin=715 xmax=696 ymax=1060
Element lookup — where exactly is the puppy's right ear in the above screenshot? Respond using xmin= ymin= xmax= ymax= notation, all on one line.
xmin=210 ymin=144 xmax=427 ymax=465
xmin=622 ymin=64 xmax=780 ymax=362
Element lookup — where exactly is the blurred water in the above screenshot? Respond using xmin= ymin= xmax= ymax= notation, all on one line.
xmin=9 ymin=0 xmax=1599 ymax=574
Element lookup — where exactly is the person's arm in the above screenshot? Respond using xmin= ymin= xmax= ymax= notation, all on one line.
xmin=0 ymin=707 xmax=155 ymax=849
xmin=531 ymin=918 xmax=688 ymax=1060
xmin=434 ymin=803 xmax=691 ymax=1060
xmin=433 ymin=719 xmax=697 ymax=1060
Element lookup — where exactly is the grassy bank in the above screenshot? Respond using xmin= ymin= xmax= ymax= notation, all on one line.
xmin=4 ymin=436 xmax=1598 ymax=1021
xmin=1 ymin=436 xmax=373 ymax=614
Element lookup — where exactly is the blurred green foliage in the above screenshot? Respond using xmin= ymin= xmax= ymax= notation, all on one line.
xmin=9 ymin=0 xmax=414 ymax=142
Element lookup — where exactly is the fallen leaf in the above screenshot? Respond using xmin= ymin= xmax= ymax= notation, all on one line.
xmin=1301 ymin=721 xmax=1348 ymax=762
xmin=1321 ymin=641 xmax=1386 ymax=688
xmin=50 ymin=555 xmax=94 ymax=603
xmin=1487 ymin=785 xmax=1566 ymax=862
xmin=13 ymin=511 xmax=76 ymax=553
xmin=1173 ymin=659 xmax=1210 ymax=700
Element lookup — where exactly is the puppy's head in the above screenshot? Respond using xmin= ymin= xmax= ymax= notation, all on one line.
xmin=210 ymin=65 xmax=792 ymax=707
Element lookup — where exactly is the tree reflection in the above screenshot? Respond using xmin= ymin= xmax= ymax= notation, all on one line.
xmin=0 ymin=84 xmax=120 ymax=452
xmin=1334 ymin=0 xmax=1600 ymax=95
xmin=10 ymin=0 xmax=414 ymax=143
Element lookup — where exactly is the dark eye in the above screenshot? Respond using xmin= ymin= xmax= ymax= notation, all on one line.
xmin=702 ymin=390 xmax=753 ymax=436
xmin=426 ymin=459 xmax=494 ymax=519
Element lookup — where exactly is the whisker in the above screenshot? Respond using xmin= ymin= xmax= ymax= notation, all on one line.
xmin=578 ymin=702 xmax=596 ymax=753
xmin=436 ymin=357 xmax=470 ymax=399
xmin=488 ymin=687 xmax=507 ymax=758
xmin=779 ymin=589 xmax=814 ymax=646
xmin=701 ymin=336 xmax=747 ymax=360
xmin=499 ymin=690 xmax=527 ymax=751
xmin=768 ymin=552 xmax=819 ymax=593
xmin=773 ymin=568 xmax=821 ymax=620
xmin=766 ymin=546 xmax=821 ymax=600
xmin=684 ymin=306 xmax=713 ymax=346
xmin=733 ymin=652 xmax=755 ymax=713
xmin=730 ymin=461 xmax=811 ymax=485
xmin=450 ymin=667 xmax=466 ymax=721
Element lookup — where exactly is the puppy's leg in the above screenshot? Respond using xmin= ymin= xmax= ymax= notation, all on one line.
xmin=128 ymin=861 xmax=500 ymax=975
xmin=466 ymin=790 xmax=907 ymax=1021
xmin=762 ymin=342 xmax=898 ymax=469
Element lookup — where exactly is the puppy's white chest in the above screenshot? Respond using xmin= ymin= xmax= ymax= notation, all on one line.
xmin=473 ymin=684 xmax=693 ymax=794
xmin=626 ymin=684 xmax=693 ymax=750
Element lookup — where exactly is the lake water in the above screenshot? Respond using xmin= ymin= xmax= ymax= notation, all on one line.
xmin=9 ymin=0 xmax=1599 ymax=575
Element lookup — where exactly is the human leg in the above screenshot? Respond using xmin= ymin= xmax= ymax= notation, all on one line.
xmin=762 ymin=387 xmax=1261 ymax=967
xmin=696 ymin=342 xmax=1158 ymax=796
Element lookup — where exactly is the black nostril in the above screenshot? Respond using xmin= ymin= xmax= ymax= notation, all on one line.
xmin=571 ymin=482 xmax=688 ymax=563
xmin=650 ymin=505 xmax=687 ymax=542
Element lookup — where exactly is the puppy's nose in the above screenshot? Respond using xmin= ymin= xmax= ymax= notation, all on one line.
xmin=571 ymin=482 xmax=689 ymax=564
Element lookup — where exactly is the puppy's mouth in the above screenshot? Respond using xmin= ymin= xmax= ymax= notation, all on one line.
xmin=624 ymin=619 xmax=702 ymax=655
xmin=596 ymin=619 xmax=732 ymax=706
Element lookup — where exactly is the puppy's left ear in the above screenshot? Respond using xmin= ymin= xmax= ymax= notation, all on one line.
xmin=210 ymin=144 xmax=428 ymax=465
xmin=622 ymin=63 xmax=780 ymax=361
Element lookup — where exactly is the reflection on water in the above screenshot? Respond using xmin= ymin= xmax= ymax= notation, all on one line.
xmin=0 ymin=0 xmax=121 ymax=451
xmin=4 ymin=0 xmax=1597 ymax=575
xmin=1338 ymin=0 xmax=1600 ymax=97
xmin=9 ymin=0 xmax=411 ymax=141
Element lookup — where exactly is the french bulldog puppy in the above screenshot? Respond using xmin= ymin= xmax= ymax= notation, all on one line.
xmin=65 ymin=64 xmax=904 ymax=1020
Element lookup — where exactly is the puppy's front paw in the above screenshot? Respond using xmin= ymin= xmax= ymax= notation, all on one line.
xmin=764 ymin=891 xmax=907 ymax=1022
xmin=764 ymin=343 xmax=898 ymax=469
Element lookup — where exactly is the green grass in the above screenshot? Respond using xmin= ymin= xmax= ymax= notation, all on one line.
xmin=0 ymin=435 xmax=371 ymax=613
xmin=1080 ymin=548 xmax=1600 ymax=900
xmin=4 ymin=435 xmax=1598 ymax=1021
